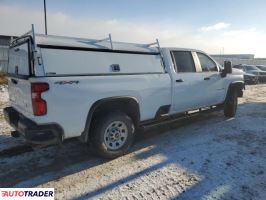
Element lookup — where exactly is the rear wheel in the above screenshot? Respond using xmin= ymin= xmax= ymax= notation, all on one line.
xmin=89 ymin=112 xmax=135 ymax=159
xmin=224 ymin=89 xmax=238 ymax=117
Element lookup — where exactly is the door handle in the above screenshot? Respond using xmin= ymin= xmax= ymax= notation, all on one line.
xmin=204 ymin=77 xmax=210 ymax=80
xmin=176 ymin=79 xmax=184 ymax=83
xmin=11 ymin=78 xmax=18 ymax=84
xmin=110 ymin=64 xmax=120 ymax=72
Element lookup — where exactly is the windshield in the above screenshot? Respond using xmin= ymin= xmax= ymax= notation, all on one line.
xmin=245 ymin=65 xmax=259 ymax=71
xmin=257 ymin=66 xmax=266 ymax=70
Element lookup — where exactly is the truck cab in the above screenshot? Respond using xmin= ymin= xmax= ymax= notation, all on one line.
xmin=162 ymin=48 xmax=237 ymax=114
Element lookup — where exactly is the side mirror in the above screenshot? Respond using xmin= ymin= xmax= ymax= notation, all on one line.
xmin=221 ymin=61 xmax=232 ymax=77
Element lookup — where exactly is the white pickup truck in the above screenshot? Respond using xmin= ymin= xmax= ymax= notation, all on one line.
xmin=4 ymin=26 xmax=244 ymax=158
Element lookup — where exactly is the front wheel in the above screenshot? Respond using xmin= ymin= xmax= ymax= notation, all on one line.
xmin=89 ymin=112 xmax=135 ymax=159
xmin=224 ymin=90 xmax=238 ymax=117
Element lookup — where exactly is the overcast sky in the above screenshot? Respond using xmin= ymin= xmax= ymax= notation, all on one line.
xmin=0 ymin=0 xmax=266 ymax=57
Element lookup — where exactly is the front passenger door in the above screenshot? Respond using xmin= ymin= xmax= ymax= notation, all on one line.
xmin=195 ymin=52 xmax=226 ymax=106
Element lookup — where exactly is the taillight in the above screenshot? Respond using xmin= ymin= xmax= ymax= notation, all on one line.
xmin=31 ymin=82 xmax=49 ymax=116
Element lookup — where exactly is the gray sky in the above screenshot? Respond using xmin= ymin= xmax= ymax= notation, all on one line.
xmin=1 ymin=0 xmax=266 ymax=57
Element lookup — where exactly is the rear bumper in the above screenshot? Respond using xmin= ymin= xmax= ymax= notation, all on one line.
xmin=3 ymin=107 xmax=63 ymax=145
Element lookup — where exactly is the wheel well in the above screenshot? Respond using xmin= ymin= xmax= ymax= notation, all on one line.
xmin=81 ymin=97 xmax=140 ymax=142
xmin=230 ymin=82 xmax=245 ymax=97
xmin=228 ymin=81 xmax=244 ymax=97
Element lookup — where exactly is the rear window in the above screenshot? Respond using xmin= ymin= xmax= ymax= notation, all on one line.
xmin=8 ymin=41 xmax=30 ymax=76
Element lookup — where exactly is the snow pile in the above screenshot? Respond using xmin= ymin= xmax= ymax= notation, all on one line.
xmin=0 ymin=84 xmax=9 ymax=103
xmin=0 ymin=85 xmax=12 ymax=139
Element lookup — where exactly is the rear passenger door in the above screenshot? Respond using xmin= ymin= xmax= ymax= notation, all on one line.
xmin=171 ymin=51 xmax=206 ymax=113
xmin=194 ymin=52 xmax=226 ymax=106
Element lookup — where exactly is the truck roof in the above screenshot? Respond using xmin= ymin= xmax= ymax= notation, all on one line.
xmin=164 ymin=47 xmax=205 ymax=53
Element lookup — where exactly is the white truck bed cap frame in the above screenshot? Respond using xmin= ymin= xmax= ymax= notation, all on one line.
xmin=12 ymin=24 xmax=163 ymax=55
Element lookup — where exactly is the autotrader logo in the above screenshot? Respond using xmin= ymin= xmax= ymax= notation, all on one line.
xmin=0 ymin=188 xmax=54 ymax=200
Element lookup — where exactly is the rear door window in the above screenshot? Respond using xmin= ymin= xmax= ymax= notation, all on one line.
xmin=8 ymin=40 xmax=30 ymax=76
xmin=171 ymin=51 xmax=196 ymax=72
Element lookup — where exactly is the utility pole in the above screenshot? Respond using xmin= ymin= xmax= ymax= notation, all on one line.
xmin=44 ymin=0 xmax=48 ymax=35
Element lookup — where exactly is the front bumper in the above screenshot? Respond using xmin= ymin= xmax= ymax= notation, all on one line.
xmin=258 ymin=75 xmax=266 ymax=82
xmin=244 ymin=75 xmax=258 ymax=84
xmin=3 ymin=107 xmax=63 ymax=145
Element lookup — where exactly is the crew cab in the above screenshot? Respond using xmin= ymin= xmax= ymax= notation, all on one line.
xmin=4 ymin=25 xmax=244 ymax=158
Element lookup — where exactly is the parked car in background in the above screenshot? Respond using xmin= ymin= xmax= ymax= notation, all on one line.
xmin=243 ymin=73 xmax=259 ymax=85
xmin=233 ymin=64 xmax=266 ymax=83
xmin=257 ymin=65 xmax=266 ymax=71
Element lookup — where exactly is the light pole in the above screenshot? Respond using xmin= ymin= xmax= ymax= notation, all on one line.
xmin=44 ymin=0 xmax=47 ymax=35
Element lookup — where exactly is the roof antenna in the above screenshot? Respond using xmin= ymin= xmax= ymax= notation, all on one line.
xmin=44 ymin=0 xmax=48 ymax=35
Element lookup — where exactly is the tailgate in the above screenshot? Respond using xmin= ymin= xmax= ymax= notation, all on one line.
xmin=8 ymin=77 xmax=33 ymax=115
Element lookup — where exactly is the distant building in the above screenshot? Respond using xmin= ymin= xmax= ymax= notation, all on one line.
xmin=211 ymin=54 xmax=266 ymax=66
xmin=0 ymin=35 xmax=17 ymax=72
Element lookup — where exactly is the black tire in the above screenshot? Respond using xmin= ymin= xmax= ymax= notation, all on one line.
xmin=89 ymin=112 xmax=135 ymax=159
xmin=224 ymin=89 xmax=238 ymax=117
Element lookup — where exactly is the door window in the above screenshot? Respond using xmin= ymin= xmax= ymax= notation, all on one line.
xmin=197 ymin=53 xmax=217 ymax=72
xmin=171 ymin=51 xmax=196 ymax=73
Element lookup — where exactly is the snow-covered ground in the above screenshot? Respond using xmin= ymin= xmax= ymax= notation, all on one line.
xmin=0 ymin=84 xmax=266 ymax=200
xmin=0 ymin=85 xmax=23 ymax=150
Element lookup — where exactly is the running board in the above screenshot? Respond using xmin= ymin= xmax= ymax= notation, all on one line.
xmin=140 ymin=105 xmax=223 ymax=129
